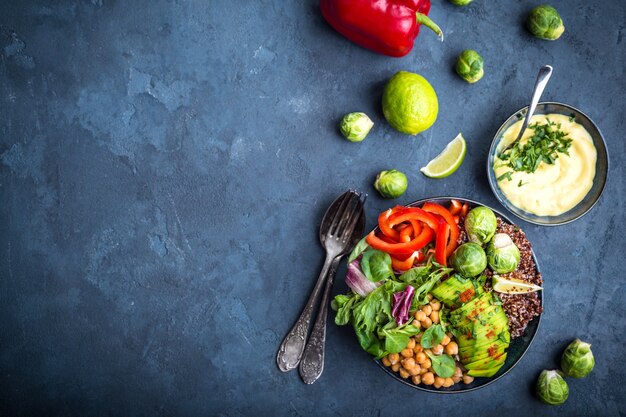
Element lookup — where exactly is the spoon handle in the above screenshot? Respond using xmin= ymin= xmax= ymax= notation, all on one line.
xmin=518 ymin=65 xmax=553 ymax=141
xmin=276 ymin=253 xmax=335 ymax=372
xmin=299 ymin=255 xmax=342 ymax=384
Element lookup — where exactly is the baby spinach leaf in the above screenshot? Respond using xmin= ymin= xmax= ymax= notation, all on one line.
xmin=361 ymin=249 xmax=394 ymax=282
xmin=427 ymin=353 xmax=456 ymax=378
xmin=421 ymin=324 xmax=445 ymax=348
xmin=347 ymin=237 xmax=370 ymax=264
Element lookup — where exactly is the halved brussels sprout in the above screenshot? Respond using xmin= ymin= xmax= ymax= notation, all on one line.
xmin=527 ymin=5 xmax=565 ymax=40
xmin=464 ymin=206 xmax=497 ymax=245
xmin=487 ymin=233 xmax=520 ymax=273
xmin=449 ymin=243 xmax=487 ymax=277
xmin=340 ymin=112 xmax=374 ymax=142
xmin=536 ymin=370 xmax=569 ymax=405
xmin=455 ymin=50 xmax=484 ymax=83
xmin=561 ymin=339 xmax=595 ymax=378
xmin=374 ymin=170 xmax=408 ymax=199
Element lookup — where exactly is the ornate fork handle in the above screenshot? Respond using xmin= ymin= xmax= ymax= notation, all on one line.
xmin=299 ymin=256 xmax=342 ymax=384
xmin=276 ymin=253 xmax=337 ymax=372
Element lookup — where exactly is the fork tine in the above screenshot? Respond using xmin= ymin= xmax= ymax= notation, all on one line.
xmin=328 ymin=191 xmax=355 ymax=236
xmin=333 ymin=192 xmax=358 ymax=237
xmin=340 ymin=193 xmax=365 ymax=242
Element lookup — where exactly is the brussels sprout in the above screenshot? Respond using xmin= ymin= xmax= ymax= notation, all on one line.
xmin=464 ymin=206 xmax=497 ymax=245
xmin=455 ymin=50 xmax=484 ymax=84
xmin=526 ymin=5 xmax=565 ymax=40
xmin=339 ymin=112 xmax=374 ymax=142
xmin=561 ymin=339 xmax=595 ymax=378
xmin=449 ymin=0 xmax=473 ymax=5
xmin=374 ymin=170 xmax=408 ymax=199
xmin=449 ymin=243 xmax=487 ymax=277
xmin=536 ymin=370 xmax=569 ymax=405
xmin=487 ymin=233 xmax=520 ymax=273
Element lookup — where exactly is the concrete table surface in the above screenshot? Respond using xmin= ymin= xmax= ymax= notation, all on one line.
xmin=1 ymin=0 xmax=624 ymax=415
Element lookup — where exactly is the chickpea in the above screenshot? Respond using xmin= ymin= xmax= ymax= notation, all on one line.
xmin=429 ymin=300 xmax=441 ymax=311
xmin=399 ymin=368 xmax=410 ymax=379
xmin=413 ymin=344 xmax=423 ymax=355
xmin=444 ymin=341 xmax=459 ymax=356
xmin=441 ymin=335 xmax=451 ymax=346
xmin=388 ymin=353 xmax=399 ymax=365
xmin=412 ymin=320 xmax=421 ymax=330
xmin=452 ymin=376 xmax=462 ymax=384
xmin=420 ymin=367 xmax=429 ymax=375
xmin=454 ymin=366 xmax=463 ymax=378
xmin=432 ymin=344 xmax=444 ymax=355
xmin=422 ymin=305 xmax=432 ymax=316
xmin=463 ymin=375 xmax=474 ymax=384
xmin=414 ymin=333 xmax=422 ymax=343
xmin=430 ymin=310 xmax=440 ymax=324
xmin=391 ymin=363 xmax=401 ymax=372
xmin=415 ymin=310 xmax=427 ymax=321
xmin=434 ymin=376 xmax=445 ymax=388
xmin=408 ymin=365 xmax=421 ymax=376
xmin=411 ymin=375 xmax=422 ymax=385
xmin=401 ymin=358 xmax=416 ymax=370
xmin=421 ymin=317 xmax=432 ymax=328
xmin=443 ymin=377 xmax=454 ymax=388
xmin=381 ymin=356 xmax=391 ymax=367
xmin=415 ymin=352 xmax=427 ymax=364
xmin=401 ymin=348 xmax=413 ymax=358
xmin=422 ymin=358 xmax=432 ymax=369
xmin=407 ymin=338 xmax=416 ymax=350
xmin=422 ymin=372 xmax=435 ymax=385
xmin=427 ymin=293 xmax=434 ymax=301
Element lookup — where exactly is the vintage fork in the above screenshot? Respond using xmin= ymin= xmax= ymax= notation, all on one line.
xmin=276 ymin=191 xmax=366 ymax=376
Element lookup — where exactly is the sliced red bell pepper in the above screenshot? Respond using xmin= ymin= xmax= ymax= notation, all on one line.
xmin=391 ymin=251 xmax=425 ymax=271
xmin=461 ymin=203 xmax=470 ymax=217
xmin=422 ymin=202 xmax=459 ymax=257
xmin=377 ymin=207 xmax=402 ymax=240
xmin=449 ymin=199 xmax=462 ymax=215
xmin=366 ymin=225 xmax=435 ymax=256
xmin=434 ymin=220 xmax=450 ymax=266
xmin=399 ymin=224 xmax=414 ymax=243
xmin=386 ymin=207 xmax=439 ymax=232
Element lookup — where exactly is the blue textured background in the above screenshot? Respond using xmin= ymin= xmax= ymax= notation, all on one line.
xmin=1 ymin=1 xmax=624 ymax=416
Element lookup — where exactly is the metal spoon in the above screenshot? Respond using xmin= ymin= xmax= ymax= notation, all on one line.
xmin=276 ymin=191 xmax=366 ymax=373
xmin=499 ymin=65 xmax=553 ymax=156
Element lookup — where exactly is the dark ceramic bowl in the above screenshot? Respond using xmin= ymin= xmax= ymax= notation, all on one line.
xmin=487 ymin=102 xmax=609 ymax=226
xmin=374 ymin=197 xmax=542 ymax=393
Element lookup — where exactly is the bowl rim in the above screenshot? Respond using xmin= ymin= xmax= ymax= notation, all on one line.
xmin=373 ymin=196 xmax=543 ymax=394
xmin=486 ymin=101 xmax=609 ymax=226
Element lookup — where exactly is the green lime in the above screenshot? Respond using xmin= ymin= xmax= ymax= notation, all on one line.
xmin=382 ymin=71 xmax=438 ymax=136
xmin=420 ymin=133 xmax=467 ymax=178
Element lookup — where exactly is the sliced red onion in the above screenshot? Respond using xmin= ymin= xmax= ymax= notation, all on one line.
xmin=392 ymin=285 xmax=415 ymax=326
xmin=346 ymin=260 xmax=380 ymax=296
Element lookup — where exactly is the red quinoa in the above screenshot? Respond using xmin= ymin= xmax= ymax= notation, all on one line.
xmin=457 ymin=216 xmax=543 ymax=339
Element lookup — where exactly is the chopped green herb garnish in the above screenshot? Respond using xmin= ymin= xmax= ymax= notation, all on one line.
xmin=497 ymin=171 xmax=513 ymax=182
xmin=569 ymin=114 xmax=576 ymax=123
xmin=497 ymin=120 xmax=573 ymax=181
xmin=518 ymin=180 xmax=527 ymax=187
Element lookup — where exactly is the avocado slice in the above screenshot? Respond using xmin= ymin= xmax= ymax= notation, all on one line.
xmin=466 ymin=353 xmax=508 ymax=377
xmin=431 ymin=275 xmax=484 ymax=308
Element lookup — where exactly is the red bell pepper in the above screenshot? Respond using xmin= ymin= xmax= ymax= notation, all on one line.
xmin=422 ymin=202 xmax=459 ymax=257
xmin=320 ymin=0 xmax=444 ymax=58
xmin=378 ymin=207 xmax=402 ymax=240
xmin=387 ymin=207 xmax=439 ymax=232
xmin=392 ymin=251 xmax=425 ymax=271
xmin=434 ymin=220 xmax=450 ymax=266
xmin=366 ymin=225 xmax=434 ymax=256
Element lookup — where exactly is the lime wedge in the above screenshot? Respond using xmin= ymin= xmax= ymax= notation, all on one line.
xmin=492 ymin=275 xmax=543 ymax=295
xmin=420 ymin=133 xmax=466 ymax=178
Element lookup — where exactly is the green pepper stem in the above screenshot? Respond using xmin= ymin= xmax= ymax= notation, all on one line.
xmin=416 ymin=13 xmax=444 ymax=41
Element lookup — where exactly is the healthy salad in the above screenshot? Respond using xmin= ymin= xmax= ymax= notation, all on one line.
xmin=332 ymin=200 xmax=543 ymax=389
